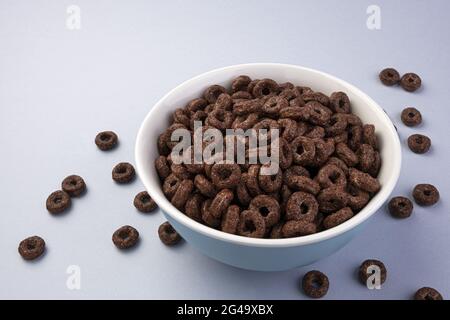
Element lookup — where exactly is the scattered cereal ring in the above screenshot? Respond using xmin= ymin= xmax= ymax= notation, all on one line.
xmin=95 ymin=131 xmax=118 ymax=151
xmin=407 ymin=134 xmax=431 ymax=154
xmin=400 ymin=73 xmax=421 ymax=92
xmin=61 ymin=175 xmax=86 ymax=197
xmin=379 ymin=68 xmax=400 ymax=86
xmin=46 ymin=190 xmax=71 ymax=214
xmin=112 ymin=162 xmax=136 ymax=183
xmin=302 ymin=270 xmax=329 ymax=298
xmin=249 ymin=195 xmax=281 ymax=228
xmin=323 ymin=207 xmax=353 ymax=229
xmin=414 ymin=287 xmax=443 ymax=300
xmin=388 ymin=196 xmax=413 ymax=218
xmin=18 ymin=236 xmax=45 ymax=260
xmin=412 ymin=184 xmax=439 ymax=206
xmin=221 ymin=205 xmax=240 ymax=234
xmin=282 ymin=220 xmax=316 ymax=238
xmin=134 ymin=191 xmax=158 ymax=213
xmin=158 ymin=221 xmax=182 ymax=246
xmin=112 ymin=225 xmax=139 ymax=249
xmin=359 ymin=259 xmax=387 ymax=286
xmin=203 ymin=84 xmax=227 ymax=104
xmin=286 ymin=191 xmax=318 ymax=222
xmin=329 ymin=91 xmax=351 ymax=113
xmin=401 ymin=107 xmax=422 ymax=127
xmin=237 ymin=210 xmax=266 ymax=238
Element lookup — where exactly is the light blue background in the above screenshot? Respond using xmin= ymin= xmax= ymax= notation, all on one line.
xmin=0 ymin=0 xmax=448 ymax=299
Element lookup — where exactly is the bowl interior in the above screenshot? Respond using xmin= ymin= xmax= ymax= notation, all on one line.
xmin=135 ymin=63 xmax=401 ymax=247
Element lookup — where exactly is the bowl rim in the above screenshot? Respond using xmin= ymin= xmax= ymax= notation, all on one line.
xmin=135 ymin=63 xmax=401 ymax=248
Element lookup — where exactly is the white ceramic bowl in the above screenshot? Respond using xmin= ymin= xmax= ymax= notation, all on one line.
xmin=135 ymin=63 xmax=401 ymax=271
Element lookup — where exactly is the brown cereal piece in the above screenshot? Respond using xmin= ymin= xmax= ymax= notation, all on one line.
xmin=233 ymin=99 xmax=262 ymax=115
xmin=237 ymin=210 xmax=266 ymax=238
xmin=291 ymin=136 xmax=316 ymax=166
xmin=221 ymin=205 xmax=240 ymax=234
xmin=258 ymin=166 xmax=283 ymax=193
xmin=270 ymin=222 xmax=284 ymax=239
xmin=278 ymin=118 xmax=298 ymax=142
xmin=302 ymin=270 xmax=329 ymax=299
xmin=347 ymin=185 xmax=370 ymax=212
xmin=280 ymin=184 xmax=292 ymax=208
xmin=245 ymin=165 xmax=263 ymax=196
xmin=326 ymin=157 xmax=349 ymax=176
xmin=170 ymin=163 xmax=192 ymax=180
xmin=158 ymin=221 xmax=182 ymax=246
xmin=95 ymin=131 xmax=118 ymax=151
xmin=231 ymin=90 xmax=253 ymax=100
xmin=206 ymin=109 xmax=233 ymax=130
xmin=279 ymin=106 xmax=306 ymax=120
xmin=283 ymin=166 xmax=310 ymax=185
xmin=362 ymin=124 xmax=378 ymax=150
xmin=253 ymin=118 xmax=279 ymax=141
xmin=412 ymin=184 xmax=439 ymax=206
xmin=18 ymin=236 xmax=45 ymax=260
xmin=296 ymin=86 xmax=314 ymax=95
xmin=304 ymin=101 xmax=332 ymax=126
xmin=173 ymin=108 xmax=191 ymax=127
xmin=201 ymin=199 xmax=221 ymax=228
xmin=162 ymin=173 xmax=181 ymax=199
xmin=46 ymin=190 xmax=71 ymax=214
xmin=194 ymin=174 xmax=216 ymax=198
xmin=236 ymin=174 xmax=252 ymax=206
xmin=414 ymin=287 xmax=443 ymax=300
xmin=359 ymin=259 xmax=387 ymax=285
xmin=155 ymin=155 xmax=171 ymax=180
xmin=164 ymin=123 xmax=188 ymax=150
xmin=203 ymin=84 xmax=227 ymax=104
xmin=312 ymin=138 xmax=335 ymax=166
xmin=278 ymin=138 xmax=294 ymax=170
xmin=61 ymin=175 xmax=86 ymax=197
xmin=379 ymin=68 xmax=400 ymax=86
xmin=112 ymin=225 xmax=139 ymax=249
xmin=210 ymin=189 xmax=234 ymax=219
xmin=279 ymin=82 xmax=295 ymax=91
xmin=232 ymin=113 xmax=259 ymax=130
xmin=282 ymin=220 xmax=316 ymax=238
xmin=317 ymin=186 xmax=349 ymax=214
xmin=388 ymin=196 xmax=413 ymax=218
xmin=249 ymin=195 xmax=281 ymax=228
xmin=349 ymin=168 xmax=381 ymax=193
xmin=285 ymin=191 xmax=318 ymax=222
xmin=407 ymin=134 xmax=431 ymax=154
xmin=400 ymin=73 xmax=421 ymax=92
xmin=231 ymin=75 xmax=252 ymax=93
xmin=133 ymin=191 xmax=158 ymax=213
xmin=185 ymin=194 xmax=203 ymax=222
xmin=335 ymin=142 xmax=359 ymax=167
xmin=316 ymin=164 xmax=347 ymax=189
xmin=302 ymin=92 xmax=330 ymax=106
xmin=368 ymin=151 xmax=381 ymax=178
xmin=279 ymin=88 xmax=300 ymax=101
xmin=262 ymin=96 xmax=288 ymax=116
xmin=323 ymin=207 xmax=353 ymax=229
xmin=348 ymin=125 xmax=362 ymax=151
xmin=344 ymin=114 xmax=363 ymax=127
xmin=289 ymin=96 xmax=306 ymax=108
xmin=401 ymin=107 xmax=422 ymax=127
xmin=305 ymin=126 xmax=326 ymax=139
xmin=247 ymin=79 xmax=259 ymax=95
xmin=326 ymin=114 xmax=348 ymax=136
xmin=215 ymin=93 xmax=233 ymax=112
xmin=356 ymin=144 xmax=376 ymax=173
xmin=329 ymin=91 xmax=351 ymax=113
xmin=286 ymin=175 xmax=320 ymax=195
xmin=211 ymin=163 xmax=241 ymax=190
xmin=171 ymin=179 xmax=194 ymax=210
xmin=186 ymin=98 xmax=208 ymax=113
xmin=157 ymin=132 xmax=171 ymax=156
xmin=252 ymin=79 xmax=279 ymax=98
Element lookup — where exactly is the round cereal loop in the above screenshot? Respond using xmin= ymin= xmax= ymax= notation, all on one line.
xmin=323 ymin=207 xmax=353 ymax=229
xmin=194 ymin=174 xmax=217 ymax=198
xmin=46 ymin=190 xmax=71 ymax=214
xmin=171 ymin=163 xmax=192 ymax=180
xmin=162 ymin=173 xmax=181 ymax=199
xmin=18 ymin=236 xmax=45 ymax=260
xmin=279 ymin=88 xmax=299 ymax=101
xmin=278 ymin=118 xmax=298 ymax=142
xmin=232 ymin=113 xmax=259 ymax=130
xmin=286 ymin=191 xmax=318 ymax=222
xmin=253 ymin=118 xmax=279 ymax=141
xmin=278 ymin=138 xmax=294 ymax=170
xmin=189 ymin=110 xmax=208 ymax=130
xmin=270 ymin=222 xmax=284 ymax=239
xmin=304 ymin=101 xmax=332 ymax=126
xmin=349 ymin=168 xmax=380 ymax=193
xmin=401 ymin=107 xmax=422 ymax=127
xmin=347 ymin=185 xmax=370 ymax=212
xmin=317 ymin=186 xmax=349 ymax=214
xmin=215 ymin=93 xmax=233 ymax=112
xmin=245 ymin=165 xmax=263 ymax=196
xmin=252 ymin=79 xmax=279 ymax=98
xmin=185 ymin=194 xmax=204 ymax=222
xmin=356 ymin=144 xmax=376 ymax=173
xmin=279 ymin=82 xmax=295 ymax=91
xmin=237 ymin=210 xmax=266 ymax=238
xmin=112 ymin=162 xmax=136 ymax=183
xmin=258 ymin=166 xmax=283 ymax=193
xmin=291 ymin=136 xmax=316 ymax=166
xmin=112 ymin=225 xmax=139 ymax=249
xmin=171 ymin=179 xmax=194 ymax=210
xmin=201 ymin=199 xmax=221 ymax=228
xmin=296 ymin=86 xmax=314 ymax=95
xmin=210 ymin=189 xmax=234 ymax=219
xmin=134 ymin=191 xmax=158 ymax=213
xmin=412 ymin=184 xmax=439 ymax=206
xmin=157 ymin=132 xmax=171 ymax=157
xmin=407 ymin=134 xmax=431 ymax=154
xmin=236 ymin=174 xmax=252 ymax=206
xmin=186 ymin=98 xmax=207 ymax=113
xmin=155 ymin=156 xmax=171 ymax=180
xmin=316 ymin=164 xmax=347 ymax=189
xmin=158 ymin=221 xmax=182 ymax=246
xmin=173 ymin=108 xmax=191 ymax=127
xmin=329 ymin=91 xmax=351 ymax=113
xmin=262 ymin=96 xmax=288 ymax=116
xmin=359 ymin=259 xmax=387 ymax=285
xmin=286 ymin=175 xmax=320 ymax=195
xmin=211 ymin=163 xmax=241 ymax=190
xmin=305 ymin=126 xmax=326 ymax=139
xmin=362 ymin=124 xmax=378 ymax=150
xmin=232 ymin=90 xmax=253 ymax=100
xmin=388 ymin=196 xmax=413 ymax=218
xmin=278 ymin=106 xmax=307 ymax=120
xmin=203 ymin=84 xmax=227 ymax=104
xmin=348 ymin=125 xmax=362 ymax=151
xmin=95 ymin=131 xmax=118 ymax=151
xmin=302 ymin=92 xmax=330 ymax=106
xmin=283 ymin=165 xmax=310 ymax=185
xmin=282 ymin=220 xmax=317 ymax=238
xmin=335 ymin=142 xmax=359 ymax=167
xmin=302 ymin=270 xmax=329 ymax=299
xmin=61 ymin=175 xmax=86 ymax=197
xmin=249 ymin=195 xmax=281 ymax=228
xmin=368 ymin=151 xmax=381 ymax=178
xmin=246 ymin=79 xmax=259 ymax=94
xmin=379 ymin=68 xmax=400 ymax=86
xmin=233 ymin=99 xmax=262 ymax=115
xmin=414 ymin=287 xmax=443 ymax=300
xmin=231 ymin=75 xmax=252 ymax=93
xmin=312 ymin=138 xmax=335 ymax=166
xmin=206 ymin=109 xmax=234 ymax=130
xmin=326 ymin=114 xmax=348 ymax=136
xmin=164 ymin=123 xmax=188 ymax=150
xmin=326 ymin=157 xmax=349 ymax=176
xmin=344 ymin=114 xmax=363 ymax=127
xmin=221 ymin=205 xmax=240 ymax=234
xmin=400 ymin=73 xmax=421 ymax=92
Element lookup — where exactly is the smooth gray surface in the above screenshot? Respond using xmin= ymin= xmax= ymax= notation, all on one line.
xmin=0 ymin=0 xmax=448 ymax=299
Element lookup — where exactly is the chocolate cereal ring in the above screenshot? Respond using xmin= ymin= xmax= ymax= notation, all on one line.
xmin=112 ymin=225 xmax=139 ymax=249
xmin=292 ymin=136 xmax=316 ymax=166
xmin=362 ymin=124 xmax=378 ymax=150
xmin=286 ymin=175 xmax=320 ymax=195
xmin=302 ymin=270 xmax=329 ymax=299
xmin=359 ymin=259 xmax=387 ymax=286
xmin=401 ymin=107 xmax=422 ymax=127
xmin=158 ymin=221 xmax=182 ymax=246
xmin=203 ymin=84 xmax=227 ymax=104
xmin=304 ymin=101 xmax=332 ymax=126
xmin=414 ymin=287 xmax=443 ymax=300
xmin=237 ymin=210 xmax=266 ymax=238
xmin=209 ymin=189 xmax=234 ymax=219
xmin=379 ymin=68 xmax=400 ymax=86
xmin=329 ymin=91 xmax=351 ymax=113
xmin=407 ymin=134 xmax=431 ymax=154
xmin=335 ymin=142 xmax=359 ymax=167
xmin=249 ymin=195 xmax=281 ymax=228
xmin=221 ymin=205 xmax=240 ymax=234
xmin=252 ymin=79 xmax=279 ymax=98
xmin=278 ymin=118 xmax=298 ymax=142
xmin=46 ymin=190 xmax=71 ymax=214
xmin=347 ymin=185 xmax=370 ymax=212
xmin=282 ymin=220 xmax=316 ymax=238
xmin=326 ymin=114 xmax=348 ymax=136
xmin=323 ymin=207 xmax=353 ymax=229
xmin=400 ymin=73 xmax=421 ymax=92
xmin=201 ymin=199 xmax=221 ymax=228
xmin=316 ymin=164 xmax=347 ymax=189
xmin=112 ymin=162 xmax=136 ymax=183
xmin=258 ymin=166 xmax=283 ymax=193
xmin=186 ymin=98 xmax=207 ymax=113
xmin=171 ymin=179 xmax=194 ymax=210
xmin=185 ymin=194 xmax=204 ymax=222
xmin=134 ymin=191 xmax=158 ymax=213
xmin=233 ymin=99 xmax=262 ymax=115
xmin=194 ymin=174 xmax=217 ymax=198
xmin=155 ymin=156 xmax=171 ymax=180
xmin=173 ymin=108 xmax=191 ymax=127
xmin=61 ymin=175 xmax=86 ymax=197
xmin=349 ymin=168 xmax=380 ymax=193
xmin=162 ymin=173 xmax=181 ymax=199
xmin=245 ymin=165 xmax=263 ymax=196
xmin=348 ymin=125 xmax=362 ymax=151
xmin=302 ymin=92 xmax=329 ymax=106
xmin=285 ymin=191 xmax=318 ymax=222
xmin=356 ymin=144 xmax=376 ymax=173
xmin=317 ymin=186 xmax=349 ymax=214
xmin=231 ymin=75 xmax=251 ymax=93
xmin=412 ymin=184 xmax=439 ymax=206
xmin=95 ymin=131 xmax=118 ymax=151
xmin=236 ymin=174 xmax=252 ymax=206
xmin=211 ymin=163 xmax=241 ymax=190
xmin=262 ymin=96 xmax=288 ymax=116
xmin=18 ymin=236 xmax=46 ymax=260
xmin=388 ymin=196 xmax=413 ymax=218
xmin=326 ymin=157 xmax=349 ymax=176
